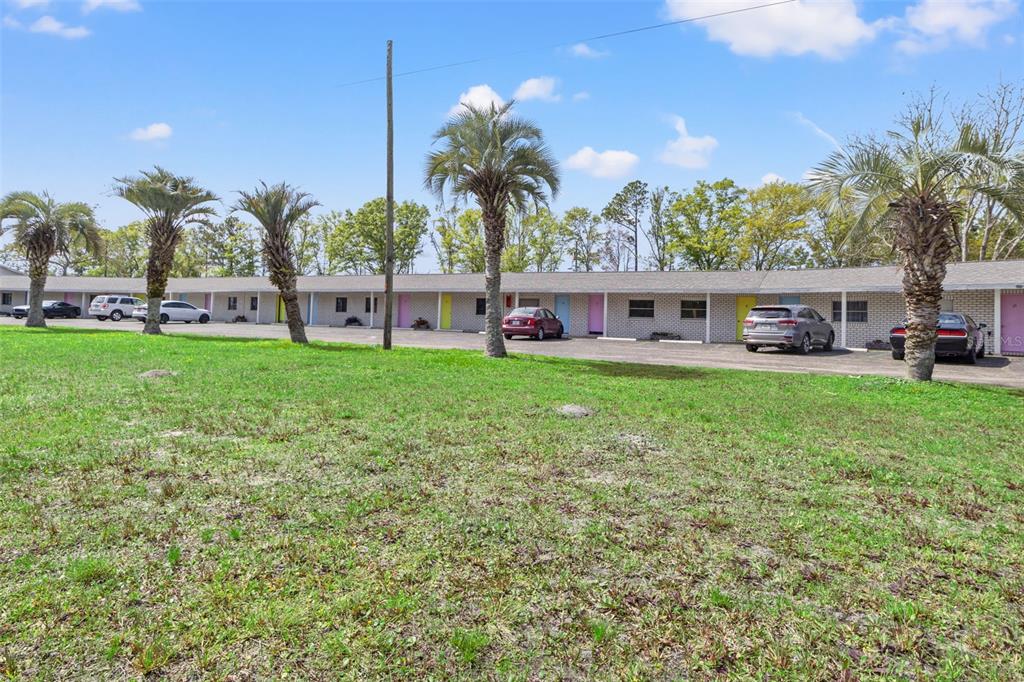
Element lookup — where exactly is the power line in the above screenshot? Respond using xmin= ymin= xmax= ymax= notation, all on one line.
xmin=338 ymin=0 xmax=797 ymax=88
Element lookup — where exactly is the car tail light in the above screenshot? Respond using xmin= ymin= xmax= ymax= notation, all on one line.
xmin=101 ymin=304 xmax=108 ymax=309
xmin=743 ymin=318 xmax=754 ymax=326
xmin=890 ymin=327 xmax=906 ymax=335
xmin=937 ymin=329 xmax=967 ymax=337
xmin=527 ymin=318 xmax=536 ymax=326
xmin=777 ymin=319 xmax=798 ymax=326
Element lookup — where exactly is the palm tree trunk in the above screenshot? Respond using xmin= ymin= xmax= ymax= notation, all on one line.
xmin=281 ymin=289 xmax=308 ymax=344
xmin=144 ymin=250 xmax=173 ymax=335
xmin=26 ymin=266 xmax=47 ymax=329
xmin=894 ymin=198 xmax=952 ymax=382
xmin=482 ymin=207 xmax=507 ymax=358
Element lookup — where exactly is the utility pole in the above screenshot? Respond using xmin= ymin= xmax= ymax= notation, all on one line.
xmin=383 ymin=39 xmax=395 ymax=350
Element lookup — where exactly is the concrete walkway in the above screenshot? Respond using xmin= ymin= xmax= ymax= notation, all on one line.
xmin=3 ymin=316 xmax=1021 ymax=389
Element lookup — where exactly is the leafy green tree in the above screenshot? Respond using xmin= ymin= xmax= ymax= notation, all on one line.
xmin=326 ymin=198 xmax=428 ymax=274
xmin=193 ymin=216 xmax=260 ymax=276
xmin=114 ymin=167 xmax=218 ymax=334
xmin=805 ymin=192 xmax=892 ymax=268
xmin=665 ymin=179 xmax=745 ymax=270
xmin=430 ymin=204 xmax=462 ymax=273
xmin=234 ymin=182 xmax=320 ymax=344
xmin=0 ymin=191 xmax=101 ymax=327
xmin=524 ymin=208 xmax=565 ymax=272
xmin=810 ymin=108 xmax=1024 ymax=380
xmin=320 ymin=210 xmax=364 ymax=274
xmin=562 ymin=206 xmax=603 ymax=272
xmin=738 ymin=181 xmax=814 ymax=270
xmin=646 ymin=186 xmax=678 ymax=271
xmin=502 ymin=209 xmax=531 ymax=273
xmin=425 ymin=101 xmax=559 ymax=358
xmin=601 ymin=180 xmax=648 ymax=271
xmin=97 ymin=222 xmax=148 ymax=277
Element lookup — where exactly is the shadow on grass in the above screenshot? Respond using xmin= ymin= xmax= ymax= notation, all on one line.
xmin=517 ymin=352 xmax=710 ymax=382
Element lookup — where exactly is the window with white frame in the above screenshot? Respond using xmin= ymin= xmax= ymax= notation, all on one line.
xmin=365 ymin=297 xmax=378 ymax=313
xmin=628 ymin=299 xmax=655 ymax=318
xmin=475 ymin=298 xmax=486 ymax=315
xmin=250 ymin=296 xmax=258 ymax=311
xmin=227 ymin=296 xmax=238 ymax=311
xmin=680 ymin=299 xmax=707 ymax=319
xmin=1 ymin=293 xmax=11 ymax=306
xmin=336 ymin=297 xmax=347 ymax=313
xmin=518 ymin=297 xmax=540 ymax=308
xmin=832 ymin=300 xmax=868 ymax=322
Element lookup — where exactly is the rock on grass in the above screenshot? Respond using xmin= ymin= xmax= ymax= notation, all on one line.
xmin=557 ymin=404 xmax=593 ymax=418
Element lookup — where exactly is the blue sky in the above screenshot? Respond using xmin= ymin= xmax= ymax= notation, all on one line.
xmin=2 ymin=0 xmax=1021 ymax=271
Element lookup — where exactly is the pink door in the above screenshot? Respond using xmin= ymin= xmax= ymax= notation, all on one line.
xmin=588 ymin=294 xmax=604 ymax=334
xmin=64 ymin=293 xmax=75 ymax=304
xmin=397 ymin=294 xmax=411 ymax=328
xmin=1001 ymin=293 xmax=1024 ymax=355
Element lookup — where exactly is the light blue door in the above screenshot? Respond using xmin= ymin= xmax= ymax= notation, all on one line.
xmin=554 ymin=295 xmax=570 ymax=335
xmin=779 ymin=295 xmax=800 ymax=305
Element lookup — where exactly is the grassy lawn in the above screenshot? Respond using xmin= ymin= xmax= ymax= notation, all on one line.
xmin=1 ymin=326 xmax=1022 ymax=679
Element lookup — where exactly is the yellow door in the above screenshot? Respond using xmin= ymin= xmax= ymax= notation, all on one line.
xmin=277 ymin=295 xmax=286 ymax=323
xmin=440 ymin=294 xmax=452 ymax=329
xmin=736 ymin=296 xmax=757 ymax=340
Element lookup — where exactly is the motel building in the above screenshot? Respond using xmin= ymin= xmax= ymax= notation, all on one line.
xmin=2 ymin=260 xmax=1024 ymax=355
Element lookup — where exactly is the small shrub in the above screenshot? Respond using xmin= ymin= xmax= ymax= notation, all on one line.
xmin=589 ymin=619 xmax=615 ymax=644
xmin=450 ymin=628 xmax=489 ymax=665
xmin=166 ymin=545 xmax=182 ymax=567
xmin=67 ymin=556 xmax=115 ymax=584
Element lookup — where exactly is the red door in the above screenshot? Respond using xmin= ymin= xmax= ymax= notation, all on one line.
xmin=1001 ymin=293 xmax=1024 ymax=355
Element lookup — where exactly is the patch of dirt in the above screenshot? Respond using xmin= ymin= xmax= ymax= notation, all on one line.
xmin=556 ymin=404 xmax=594 ymax=418
xmin=613 ymin=432 xmax=662 ymax=456
xmin=137 ymin=369 xmax=177 ymax=380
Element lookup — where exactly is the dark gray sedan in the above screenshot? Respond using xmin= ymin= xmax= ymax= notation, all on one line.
xmin=743 ymin=304 xmax=835 ymax=354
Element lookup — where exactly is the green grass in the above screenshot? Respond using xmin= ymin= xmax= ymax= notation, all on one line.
xmin=1 ymin=325 xmax=1022 ymax=679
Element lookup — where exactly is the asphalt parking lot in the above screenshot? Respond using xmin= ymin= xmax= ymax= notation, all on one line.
xmin=3 ymin=316 xmax=1021 ymax=389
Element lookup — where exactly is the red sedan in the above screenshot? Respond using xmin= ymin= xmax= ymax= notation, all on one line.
xmin=502 ymin=307 xmax=564 ymax=340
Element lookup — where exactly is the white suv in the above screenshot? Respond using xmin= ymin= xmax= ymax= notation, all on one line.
xmin=132 ymin=300 xmax=211 ymax=324
xmin=89 ymin=295 xmax=143 ymax=321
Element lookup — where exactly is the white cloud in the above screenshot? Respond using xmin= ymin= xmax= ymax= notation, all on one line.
xmin=572 ymin=91 xmax=590 ymax=102
xmin=448 ymin=84 xmax=505 ymax=116
xmin=14 ymin=0 xmax=50 ymax=8
xmin=792 ymin=112 xmax=839 ymax=148
xmin=664 ymin=0 xmax=881 ymax=59
xmin=3 ymin=16 xmax=23 ymax=28
xmin=658 ymin=116 xmax=717 ymax=169
xmin=513 ymin=76 xmax=560 ymax=102
xmin=761 ymin=173 xmax=785 ymax=185
xmin=29 ymin=15 xmax=89 ymax=38
xmin=570 ymin=42 xmax=609 ymax=58
xmin=565 ymin=146 xmax=639 ymax=179
xmin=896 ymin=0 xmax=1018 ymax=54
xmin=83 ymin=0 xmax=140 ymax=12
xmin=129 ymin=122 xmax=172 ymax=141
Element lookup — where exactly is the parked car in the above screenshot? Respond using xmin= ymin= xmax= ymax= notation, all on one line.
xmin=89 ymin=294 xmax=143 ymax=321
xmin=890 ymin=313 xmax=986 ymax=363
xmin=11 ymin=300 xmax=81 ymax=319
xmin=502 ymin=306 xmax=564 ymax=340
xmin=743 ymin=304 xmax=834 ymax=354
xmin=132 ymin=300 xmax=211 ymax=324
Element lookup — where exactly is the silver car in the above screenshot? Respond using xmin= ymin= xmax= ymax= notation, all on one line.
xmin=132 ymin=300 xmax=211 ymax=324
xmin=89 ymin=294 xmax=143 ymax=321
xmin=743 ymin=304 xmax=835 ymax=354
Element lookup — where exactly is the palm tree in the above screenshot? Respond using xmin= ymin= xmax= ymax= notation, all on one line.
xmin=233 ymin=182 xmax=319 ymax=344
xmin=809 ymin=113 xmax=1024 ymax=381
xmin=425 ymin=101 xmax=559 ymax=357
xmin=0 ymin=192 xmax=100 ymax=328
xmin=114 ymin=167 xmax=218 ymax=334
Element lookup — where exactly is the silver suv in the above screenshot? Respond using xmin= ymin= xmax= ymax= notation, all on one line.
xmin=743 ymin=304 xmax=835 ymax=354
xmin=89 ymin=295 xmax=143 ymax=321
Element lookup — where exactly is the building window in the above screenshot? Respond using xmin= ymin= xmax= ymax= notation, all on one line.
xmin=475 ymin=298 xmax=486 ymax=315
xmin=227 ymin=296 xmax=238 ymax=311
xmin=832 ymin=300 xmax=868 ymax=323
xmin=336 ymin=297 xmax=348 ymax=313
xmin=1 ymin=293 xmax=11 ymax=306
xmin=365 ymin=296 xmax=378 ymax=313
xmin=250 ymin=296 xmax=258 ymax=311
xmin=518 ymin=297 xmax=540 ymax=308
xmin=779 ymin=295 xmax=801 ymax=305
xmin=680 ymin=300 xmax=707 ymax=319
xmin=628 ymin=299 xmax=655 ymax=318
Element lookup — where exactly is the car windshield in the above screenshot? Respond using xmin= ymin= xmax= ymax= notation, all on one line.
xmin=509 ymin=307 xmax=538 ymax=316
xmin=939 ymin=313 xmax=964 ymax=326
xmin=42 ymin=300 xmax=58 ymax=307
xmin=749 ymin=307 xmax=792 ymax=319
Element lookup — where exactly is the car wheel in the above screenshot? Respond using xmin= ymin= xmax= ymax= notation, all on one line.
xmin=963 ymin=345 xmax=977 ymax=365
xmin=537 ymin=326 xmax=545 ymax=341
xmin=823 ymin=332 xmax=834 ymax=351
xmin=504 ymin=334 xmax=513 ymax=340
xmin=110 ymin=310 xmax=123 ymax=321
xmin=976 ymin=342 xmax=985 ymax=359
xmin=555 ymin=324 xmax=564 ymax=339
xmin=159 ymin=313 xmax=170 ymax=324
xmin=199 ymin=314 xmax=210 ymax=324
xmin=746 ymin=344 xmax=759 ymax=353
xmin=797 ymin=334 xmax=811 ymax=355
xmin=892 ymin=350 xmax=905 ymax=360
xmin=97 ymin=316 xmax=107 ymax=321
